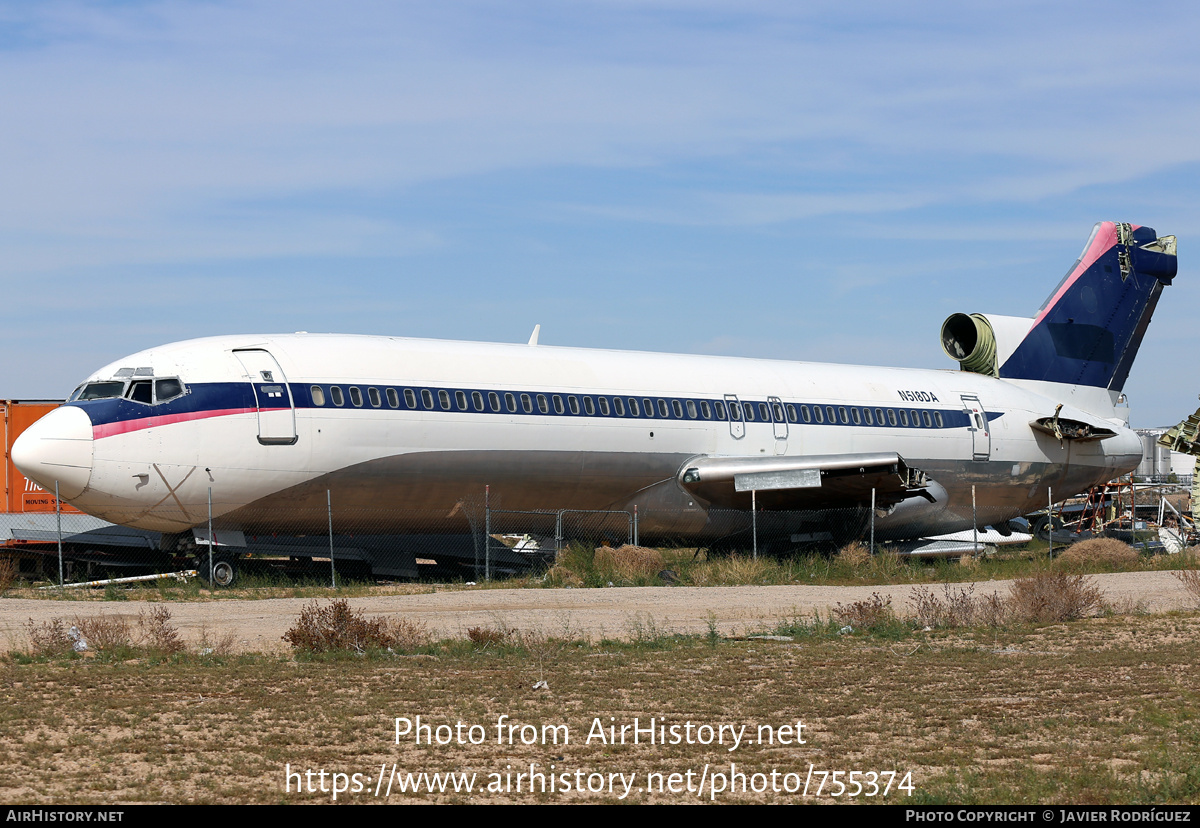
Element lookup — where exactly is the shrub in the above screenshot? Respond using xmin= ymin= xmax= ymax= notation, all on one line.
xmin=910 ymin=583 xmax=1007 ymax=628
xmin=1008 ymin=572 xmax=1103 ymax=623
xmin=73 ymin=614 xmax=134 ymax=653
xmin=283 ymin=599 xmax=427 ymax=653
xmin=139 ymin=606 xmax=184 ymax=655
xmin=1173 ymin=568 xmax=1200 ymax=608
xmin=0 ymin=556 xmax=16 ymax=595
xmin=466 ymin=626 xmax=511 ymax=646
xmin=1057 ymin=538 xmax=1139 ymax=568
xmin=25 ymin=619 xmax=74 ymax=657
xmin=832 ymin=592 xmax=894 ymax=629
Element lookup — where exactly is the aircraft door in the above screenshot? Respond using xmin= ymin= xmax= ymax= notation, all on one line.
xmin=768 ymin=395 xmax=788 ymax=455
xmin=960 ymin=395 xmax=990 ymax=461
xmin=724 ymin=394 xmax=745 ymax=439
xmin=233 ymin=349 xmax=298 ymax=445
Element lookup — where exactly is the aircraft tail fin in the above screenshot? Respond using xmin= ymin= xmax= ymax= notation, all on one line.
xmin=997 ymin=221 xmax=1176 ymax=393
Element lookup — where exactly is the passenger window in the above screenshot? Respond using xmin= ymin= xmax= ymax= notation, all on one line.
xmin=922 ymin=411 xmax=932 ymax=427
xmin=537 ymin=394 xmax=549 ymax=414
xmin=488 ymin=392 xmax=500 ymax=411
xmin=875 ymin=408 xmax=885 ymax=423
xmin=505 ymin=393 xmax=517 ymax=412
xmin=686 ymin=400 xmax=697 ymax=419
xmin=887 ymin=409 xmax=897 ymax=426
xmin=800 ymin=405 xmax=811 ymax=423
xmin=899 ymin=410 xmax=909 ymax=427
xmin=772 ymin=403 xmax=784 ymax=422
xmin=332 ymin=387 xmax=345 ymax=407
xmin=743 ymin=403 xmax=755 ymax=422
xmin=583 ymin=397 xmax=595 ymax=415
xmin=349 ymin=387 xmax=363 ymax=407
xmin=614 ymin=397 xmax=625 ymax=416
xmin=438 ymin=390 xmax=451 ymax=410
xmin=839 ymin=406 xmax=848 ymax=424
xmin=813 ymin=406 xmax=824 ymax=424
xmin=553 ymin=395 xmax=564 ymax=414
xmin=420 ymin=389 xmax=433 ymax=409
xmin=568 ymin=396 xmax=580 ymax=415
xmin=851 ymin=408 xmax=861 ymax=424
xmin=671 ymin=400 xmax=682 ymax=418
xmin=629 ymin=398 xmax=640 ymax=416
xmin=700 ymin=401 xmax=712 ymax=419
xmin=714 ymin=402 xmax=726 ymax=420
xmin=404 ymin=389 xmax=418 ymax=409
xmin=521 ymin=394 xmax=533 ymax=413
xmin=934 ymin=411 xmax=944 ymax=427
xmin=368 ymin=388 xmax=381 ymax=407
xmin=455 ymin=391 xmax=467 ymax=410
xmin=759 ymin=403 xmax=770 ymax=422
xmin=598 ymin=397 xmax=610 ymax=416
xmin=311 ymin=386 xmax=326 ymax=406
xmin=826 ymin=406 xmax=836 ymax=423
xmin=863 ymin=408 xmax=873 ymax=425
xmin=155 ymin=378 xmax=184 ymax=403
xmin=729 ymin=403 xmax=742 ymax=421
xmin=472 ymin=391 xmax=484 ymax=411
xmin=910 ymin=409 xmax=919 ymax=426
xmin=643 ymin=399 xmax=654 ymax=417
xmin=785 ymin=404 xmax=797 ymax=423
xmin=387 ymin=388 xmax=399 ymax=408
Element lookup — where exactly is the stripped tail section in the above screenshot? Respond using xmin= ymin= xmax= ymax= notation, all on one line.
xmin=999 ymin=221 xmax=1176 ymax=392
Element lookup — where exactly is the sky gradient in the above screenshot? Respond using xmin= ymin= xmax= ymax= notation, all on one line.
xmin=3 ymin=1 xmax=1197 ymax=426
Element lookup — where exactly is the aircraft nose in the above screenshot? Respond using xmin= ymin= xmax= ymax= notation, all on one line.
xmin=11 ymin=406 xmax=94 ymax=500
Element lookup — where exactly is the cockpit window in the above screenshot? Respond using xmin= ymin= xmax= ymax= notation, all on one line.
xmin=155 ymin=378 xmax=185 ymax=403
xmin=127 ymin=380 xmax=153 ymax=404
xmin=76 ymin=381 xmax=126 ymax=401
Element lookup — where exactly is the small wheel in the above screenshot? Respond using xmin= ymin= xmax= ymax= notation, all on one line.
xmin=203 ymin=556 xmax=237 ymax=588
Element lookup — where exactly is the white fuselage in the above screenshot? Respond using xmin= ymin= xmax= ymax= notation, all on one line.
xmin=13 ymin=333 xmax=1142 ymax=542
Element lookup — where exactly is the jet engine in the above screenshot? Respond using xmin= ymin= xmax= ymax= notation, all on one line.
xmin=940 ymin=313 xmax=1032 ymax=377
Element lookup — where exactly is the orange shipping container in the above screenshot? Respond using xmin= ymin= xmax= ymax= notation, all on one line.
xmin=2 ymin=400 xmax=82 ymax=514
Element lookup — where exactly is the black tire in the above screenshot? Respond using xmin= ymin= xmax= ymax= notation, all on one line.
xmin=200 ymin=555 xmax=237 ymax=588
xmin=1033 ymin=516 xmax=1065 ymax=543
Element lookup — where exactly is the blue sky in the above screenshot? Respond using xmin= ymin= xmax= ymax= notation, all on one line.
xmin=2 ymin=0 xmax=1197 ymax=426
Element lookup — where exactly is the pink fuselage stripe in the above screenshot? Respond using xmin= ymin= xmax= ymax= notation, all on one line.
xmin=92 ymin=407 xmax=257 ymax=439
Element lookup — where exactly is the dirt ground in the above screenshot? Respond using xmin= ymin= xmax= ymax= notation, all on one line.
xmin=1 ymin=570 xmax=1192 ymax=653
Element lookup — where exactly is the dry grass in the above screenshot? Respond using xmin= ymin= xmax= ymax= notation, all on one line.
xmin=832 ymin=592 xmax=894 ymax=628
xmin=8 ymin=613 xmax=1200 ymax=803
xmin=282 ymin=599 xmax=430 ymax=653
xmin=910 ymin=583 xmax=1007 ymax=628
xmin=0 ymin=556 xmax=16 ymax=595
xmin=835 ymin=541 xmax=871 ymax=568
xmin=1057 ymin=538 xmax=1140 ymax=568
xmin=1174 ymin=567 xmax=1200 ymax=608
xmin=593 ymin=545 xmax=665 ymax=580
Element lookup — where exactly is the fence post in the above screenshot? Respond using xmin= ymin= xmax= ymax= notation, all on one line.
xmin=484 ymin=485 xmax=490 ymax=581
xmin=1047 ymin=486 xmax=1053 ymax=555
xmin=633 ymin=505 xmax=639 ymax=546
xmin=55 ymin=480 xmax=63 ymax=587
xmin=869 ymin=487 xmax=875 ymax=555
xmin=555 ymin=510 xmax=564 ymax=555
xmin=972 ymin=484 xmax=978 ymax=555
xmin=328 ymin=489 xmax=336 ymax=589
xmin=207 ymin=487 xmax=214 ymax=587
xmin=752 ymin=489 xmax=758 ymax=560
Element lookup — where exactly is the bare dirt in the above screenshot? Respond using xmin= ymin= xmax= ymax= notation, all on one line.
xmin=1 ymin=570 xmax=1191 ymax=653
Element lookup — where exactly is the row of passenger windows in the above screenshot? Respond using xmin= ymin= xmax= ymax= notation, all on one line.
xmin=308 ymin=384 xmax=949 ymax=428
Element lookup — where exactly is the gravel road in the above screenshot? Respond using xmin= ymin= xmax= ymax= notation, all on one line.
xmin=1 ymin=570 xmax=1191 ymax=653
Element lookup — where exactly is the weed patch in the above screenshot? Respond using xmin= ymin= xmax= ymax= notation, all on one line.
xmin=282 ymin=599 xmax=429 ymax=653
xmin=1009 ymin=571 xmax=1104 ymax=623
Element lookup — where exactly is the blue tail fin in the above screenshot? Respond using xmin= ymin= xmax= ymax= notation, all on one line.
xmin=1000 ymin=221 xmax=1176 ymax=392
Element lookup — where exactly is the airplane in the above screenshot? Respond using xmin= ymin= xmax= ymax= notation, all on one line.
xmin=11 ymin=220 xmax=1178 ymax=582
